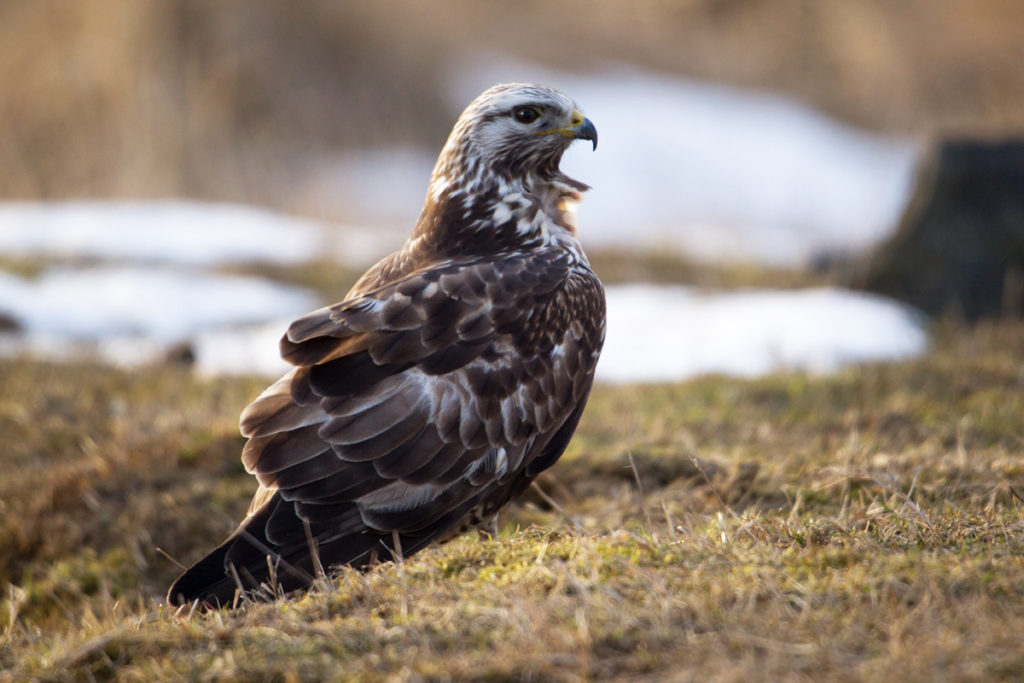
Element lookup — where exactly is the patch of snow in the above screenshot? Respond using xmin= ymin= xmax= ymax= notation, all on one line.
xmin=191 ymin=321 xmax=298 ymax=377
xmin=0 ymin=265 xmax=926 ymax=382
xmin=0 ymin=265 xmax=317 ymax=348
xmin=597 ymin=285 xmax=927 ymax=383
xmin=0 ymin=200 xmax=391 ymax=268
xmin=310 ymin=61 xmax=918 ymax=266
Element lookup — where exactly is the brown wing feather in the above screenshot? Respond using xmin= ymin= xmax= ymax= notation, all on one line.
xmin=170 ymin=249 xmax=604 ymax=606
xmin=247 ymin=248 xmax=599 ymax=501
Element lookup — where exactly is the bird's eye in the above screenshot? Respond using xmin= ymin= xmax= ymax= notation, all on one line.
xmin=512 ymin=107 xmax=541 ymax=124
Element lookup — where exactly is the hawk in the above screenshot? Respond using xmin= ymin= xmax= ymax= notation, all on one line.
xmin=168 ymin=83 xmax=605 ymax=606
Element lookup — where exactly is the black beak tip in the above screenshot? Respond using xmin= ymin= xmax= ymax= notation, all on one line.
xmin=575 ymin=117 xmax=598 ymax=151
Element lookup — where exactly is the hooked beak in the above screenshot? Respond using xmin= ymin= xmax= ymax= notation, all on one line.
xmin=572 ymin=116 xmax=598 ymax=151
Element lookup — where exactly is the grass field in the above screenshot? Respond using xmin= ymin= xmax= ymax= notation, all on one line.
xmin=2 ymin=320 xmax=1023 ymax=680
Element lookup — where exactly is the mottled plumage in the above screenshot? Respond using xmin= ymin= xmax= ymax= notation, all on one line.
xmin=168 ymin=83 xmax=605 ymax=606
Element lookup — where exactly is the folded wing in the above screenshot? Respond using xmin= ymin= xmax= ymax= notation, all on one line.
xmin=168 ymin=248 xmax=604 ymax=605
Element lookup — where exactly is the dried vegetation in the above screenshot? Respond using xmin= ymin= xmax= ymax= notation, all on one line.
xmin=2 ymin=321 xmax=1023 ymax=680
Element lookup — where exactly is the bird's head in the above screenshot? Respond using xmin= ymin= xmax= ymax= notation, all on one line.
xmin=412 ymin=83 xmax=597 ymax=256
xmin=435 ymin=82 xmax=597 ymax=185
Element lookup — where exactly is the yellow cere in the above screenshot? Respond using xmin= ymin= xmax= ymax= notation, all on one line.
xmin=534 ymin=111 xmax=585 ymax=138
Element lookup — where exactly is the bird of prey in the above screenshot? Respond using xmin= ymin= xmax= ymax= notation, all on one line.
xmin=168 ymin=83 xmax=605 ymax=606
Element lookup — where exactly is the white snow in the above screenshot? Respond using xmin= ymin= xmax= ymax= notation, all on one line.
xmin=190 ymin=320 xmax=302 ymax=377
xmin=0 ymin=263 xmax=927 ymax=382
xmin=0 ymin=266 xmax=317 ymax=340
xmin=0 ymin=267 xmax=317 ymax=375
xmin=597 ymin=285 xmax=927 ymax=383
xmin=312 ymin=61 xmax=919 ymax=266
xmin=0 ymin=200 xmax=392 ymax=268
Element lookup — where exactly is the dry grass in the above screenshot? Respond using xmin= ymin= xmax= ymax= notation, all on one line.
xmin=2 ymin=320 xmax=1023 ymax=680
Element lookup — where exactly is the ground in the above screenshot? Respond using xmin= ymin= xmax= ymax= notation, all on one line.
xmin=2 ymin=320 xmax=1023 ymax=681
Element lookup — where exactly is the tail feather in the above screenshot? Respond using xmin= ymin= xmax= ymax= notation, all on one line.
xmin=168 ymin=498 xmax=317 ymax=606
xmin=166 ymin=539 xmax=239 ymax=607
xmin=167 ymin=496 xmax=411 ymax=607
xmin=167 ymin=501 xmax=282 ymax=607
xmin=167 ymin=488 xmax=494 ymax=607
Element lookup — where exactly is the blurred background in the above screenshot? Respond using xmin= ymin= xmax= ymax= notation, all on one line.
xmin=1 ymin=0 xmax=1023 ymax=380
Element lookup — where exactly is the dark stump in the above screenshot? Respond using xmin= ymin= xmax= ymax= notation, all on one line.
xmin=854 ymin=139 xmax=1024 ymax=321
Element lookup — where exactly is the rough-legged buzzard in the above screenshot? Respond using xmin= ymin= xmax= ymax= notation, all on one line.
xmin=168 ymin=83 xmax=605 ymax=606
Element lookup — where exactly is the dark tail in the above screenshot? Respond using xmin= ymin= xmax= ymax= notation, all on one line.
xmin=166 ymin=538 xmax=240 ymax=608
xmin=167 ymin=498 xmax=417 ymax=607
xmin=166 ymin=501 xmax=324 ymax=607
xmin=168 ymin=488 xmax=492 ymax=607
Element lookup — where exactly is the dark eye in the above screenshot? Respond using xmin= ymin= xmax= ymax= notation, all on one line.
xmin=512 ymin=107 xmax=541 ymax=124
